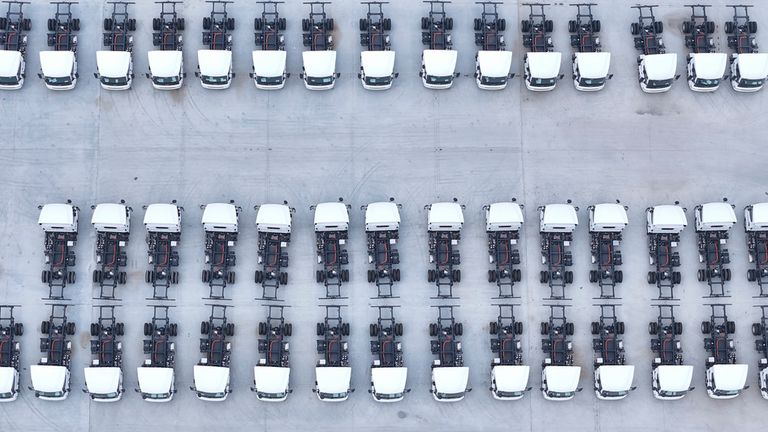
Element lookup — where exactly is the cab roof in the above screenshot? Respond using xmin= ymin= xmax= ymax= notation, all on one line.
xmin=541 ymin=204 xmax=578 ymax=226
xmin=575 ymin=52 xmax=611 ymax=79
xmin=689 ymin=53 xmax=727 ymax=79
xmin=91 ymin=203 xmax=129 ymax=229
xmin=84 ymin=367 xmax=121 ymax=394
xmin=737 ymin=53 xmax=768 ymax=79
xmin=649 ymin=205 xmax=687 ymax=229
xmin=365 ymin=201 xmax=401 ymax=229
xmin=644 ymin=53 xmax=678 ymax=80
xmin=148 ymin=50 xmax=183 ymax=77
xmin=201 ymin=203 xmax=238 ymax=231
xmin=526 ymin=52 xmax=562 ymax=78
xmin=302 ymin=50 xmax=337 ymax=77
xmin=656 ymin=365 xmax=693 ymax=392
xmin=314 ymin=202 xmax=349 ymax=226
xmin=433 ymin=366 xmax=469 ymax=394
xmin=486 ymin=202 xmax=524 ymax=230
xmin=543 ymin=365 xmax=581 ymax=393
xmin=492 ymin=365 xmax=530 ymax=392
xmin=428 ymin=202 xmax=464 ymax=227
xmin=193 ymin=365 xmax=230 ymax=393
xmin=252 ymin=50 xmax=287 ymax=77
xmin=137 ymin=367 xmax=174 ymax=394
xmin=361 ymin=50 xmax=396 ymax=78
xmin=39 ymin=51 xmax=75 ymax=78
xmin=197 ymin=49 xmax=232 ymax=77
xmin=255 ymin=203 xmax=292 ymax=233
xmin=0 ymin=367 xmax=16 ymax=393
xmin=477 ymin=50 xmax=513 ymax=78
xmin=699 ymin=202 xmax=737 ymax=225
xmin=711 ymin=364 xmax=748 ymax=391
xmin=253 ymin=366 xmax=290 ymax=393
xmin=315 ymin=366 xmax=352 ymax=393
xmin=749 ymin=203 xmax=768 ymax=225
xmin=371 ymin=367 xmax=408 ymax=394
xmin=38 ymin=203 xmax=76 ymax=227
xmin=423 ymin=49 xmax=458 ymax=76
xmin=143 ymin=203 xmax=181 ymax=232
xmin=597 ymin=365 xmax=635 ymax=392
xmin=591 ymin=203 xmax=628 ymax=227
xmin=30 ymin=365 xmax=68 ymax=392
xmin=0 ymin=50 xmax=22 ymax=76
xmin=96 ymin=50 xmax=131 ymax=78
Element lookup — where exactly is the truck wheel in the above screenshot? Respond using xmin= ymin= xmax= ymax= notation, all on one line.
xmin=649 ymin=322 xmax=658 ymax=335
xmin=489 ymin=321 xmax=497 ymax=335
xmin=454 ymin=269 xmax=461 ymax=282
xmin=227 ymin=323 xmax=235 ymax=336
xmin=455 ymin=323 xmax=463 ymax=336
xmin=615 ymin=270 xmax=623 ymax=283
xmin=41 ymin=321 xmax=49 ymax=335
xmin=227 ymin=17 xmax=235 ymax=31
xmin=753 ymin=323 xmax=763 ymax=336
xmin=68 ymin=271 xmax=76 ymax=284
xmin=202 ymin=270 xmax=209 ymax=283
xmin=589 ymin=270 xmax=597 ymax=283
xmin=540 ymin=322 xmax=549 ymax=335
xmin=674 ymin=322 xmax=683 ymax=335
xmin=342 ymin=322 xmax=350 ymax=336
xmin=316 ymin=322 xmax=323 ymax=336
xmin=428 ymin=269 xmax=435 ymax=283
xmin=393 ymin=269 xmax=400 ymax=282
xmin=144 ymin=322 xmax=151 ymax=336
xmin=749 ymin=21 xmax=758 ymax=34
xmin=73 ymin=18 xmax=80 ymax=31
xmin=682 ymin=21 xmax=691 ymax=34
xmin=498 ymin=19 xmax=505 ymax=32
xmin=513 ymin=269 xmax=522 ymax=282
xmin=171 ymin=272 xmax=179 ymax=284
xmin=177 ymin=18 xmax=185 ymax=30
xmin=201 ymin=321 xmax=208 ymax=335
xmin=654 ymin=21 xmax=663 ymax=34
xmin=429 ymin=323 xmax=437 ymax=337
xmin=568 ymin=20 xmax=576 ymax=33
xmin=647 ymin=271 xmax=656 ymax=284
xmin=284 ymin=323 xmax=292 ymax=336
xmin=565 ymin=271 xmax=573 ymax=284
xmin=631 ymin=22 xmax=639 ymax=35
xmin=259 ymin=322 xmax=266 ymax=336
xmin=359 ymin=18 xmax=367 ymax=31
xmin=67 ymin=322 xmax=75 ymax=335
xmin=592 ymin=20 xmax=600 ymax=33
xmin=565 ymin=322 xmax=574 ymax=335
xmin=369 ymin=323 xmax=376 ymax=337
xmin=14 ymin=323 xmax=22 ymax=336
xmin=326 ymin=18 xmax=334 ymax=31
xmin=724 ymin=21 xmax=733 ymax=34
xmin=701 ymin=321 xmax=710 ymax=334
xmin=228 ymin=272 xmax=236 ymax=284
xmin=673 ymin=272 xmax=681 ymax=284
xmin=488 ymin=270 xmax=495 ymax=283
xmin=119 ymin=272 xmax=127 ymax=284
xmin=41 ymin=270 xmax=48 ymax=283
xmin=203 ymin=17 xmax=210 ymax=30
xmin=748 ymin=269 xmax=756 ymax=281
xmin=697 ymin=269 xmax=705 ymax=282
xmin=591 ymin=322 xmax=599 ymax=335
xmin=280 ymin=272 xmax=288 ymax=285
xmin=90 ymin=323 xmax=98 ymax=336
xmin=545 ymin=20 xmax=553 ymax=33
xmin=727 ymin=321 xmax=736 ymax=334
xmin=521 ymin=20 xmax=529 ymax=33
xmin=384 ymin=18 xmax=391 ymax=31
xmin=723 ymin=268 xmax=731 ymax=281
xmin=617 ymin=322 xmax=625 ymax=335
xmin=395 ymin=323 xmax=403 ymax=336
xmin=93 ymin=270 xmax=99 ymax=283
xmin=117 ymin=323 xmax=125 ymax=336
xmin=513 ymin=321 xmax=522 ymax=335
xmin=152 ymin=18 xmax=160 ymax=31
xmin=103 ymin=18 xmax=112 ymax=31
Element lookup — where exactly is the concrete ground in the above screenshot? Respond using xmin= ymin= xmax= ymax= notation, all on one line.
xmin=0 ymin=0 xmax=767 ymax=431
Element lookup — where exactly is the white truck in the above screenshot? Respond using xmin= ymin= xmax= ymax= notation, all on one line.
xmin=38 ymin=2 xmax=79 ymax=90
xmin=196 ymin=1 xmax=235 ymax=89
xmin=252 ymin=305 xmax=292 ymax=401
xmin=363 ymin=201 xmax=402 ymax=297
xmin=0 ymin=306 xmax=22 ymax=402
xmin=369 ymin=306 xmax=408 ymax=402
xmin=473 ymin=2 xmax=511 ymax=90
xmin=746 ymin=203 xmax=768 ymax=296
xmin=426 ymin=201 xmax=464 ymax=298
xmin=631 ymin=6 xmax=678 ymax=93
xmin=313 ymin=201 xmax=351 ymax=298
xmin=137 ymin=306 xmax=177 ymax=402
xmin=591 ymin=305 xmax=635 ymax=400
xmin=430 ymin=306 xmax=470 ymax=402
xmin=484 ymin=202 xmax=524 ymax=298
xmin=91 ymin=202 xmax=132 ymax=299
xmin=649 ymin=305 xmax=694 ymax=400
xmin=38 ymin=202 xmax=79 ymax=300
xmin=191 ymin=305 xmax=234 ymax=401
xmin=30 ymin=304 xmax=75 ymax=401
xmin=314 ymin=306 xmax=353 ymax=402
xmin=201 ymin=202 xmax=240 ymax=299
xmin=420 ymin=1 xmax=457 ymax=89
xmin=726 ymin=5 xmax=768 ymax=92
xmin=521 ymin=4 xmax=561 ymax=91
xmin=538 ymin=203 xmax=578 ymax=299
xmin=0 ymin=1 xmax=31 ymax=90
xmin=83 ymin=306 xmax=124 ymax=402
xmin=646 ymin=204 xmax=687 ymax=300
xmin=489 ymin=305 xmax=530 ymax=400
xmin=147 ymin=2 xmax=185 ymax=90
xmin=588 ymin=203 xmax=628 ymax=299
xmin=540 ymin=306 xmax=581 ymax=401
xmin=300 ymin=2 xmax=338 ymax=90
xmin=254 ymin=203 xmax=293 ymax=300
xmin=143 ymin=203 xmax=182 ymax=300
xmin=702 ymin=304 xmax=749 ymax=399
xmin=358 ymin=2 xmax=396 ymax=90
xmin=251 ymin=2 xmax=288 ymax=89
xmin=568 ymin=4 xmax=611 ymax=91
xmin=682 ymin=5 xmax=726 ymax=92
xmin=752 ymin=306 xmax=768 ymax=399
xmin=94 ymin=2 xmax=135 ymax=90
xmin=694 ymin=201 xmax=737 ymax=297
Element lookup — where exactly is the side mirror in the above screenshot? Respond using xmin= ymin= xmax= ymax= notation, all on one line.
xmin=466 ymin=387 xmax=472 ymax=392
xmin=394 ymin=72 xmax=399 ymax=78
xmin=299 ymin=73 xmax=304 ymax=79
xmin=689 ymin=386 xmax=696 ymax=391
xmin=288 ymin=389 xmax=293 ymax=393
xmin=558 ymin=74 xmax=565 ymax=80
xmin=350 ymin=388 xmax=355 ymax=392
xmin=526 ymin=386 xmax=532 ymax=391
xmin=131 ymin=73 xmax=135 ymax=78
xmin=182 ymin=72 xmax=187 ymax=78
xmin=285 ymin=73 xmax=291 ymax=78
xmin=249 ymin=72 xmax=254 ymax=78
xmin=74 ymin=73 xmax=79 ymax=78
xmin=474 ymin=72 xmax=478 ymax=78
xmin=93 ymin=72 xmax=98 ymax=79
xmin=706 ymin=386 xmax=713 ymax=390
xmin=744 ymin=385 xmax=751 ymax=390
xmin=630 ymin=386 xmax=637 ymax=391
xmin=37 ymin=73 xmax=42 ymax=79
xmin=27 ymin=386 xmax=34 ymax=391
xmin=419 ymin=71 xmax=423 ymax=77
xmin=250 ymin=386 xmax=255 ymax=391
xmin=311 ymin=388 xmax=316 ymax=393
xmin=509 ymin=73 xmax=516 ymax=79
xmin=638 ymin=77 xmax=644 ymax=83
xmin=367 ymin=389 xmax=372 ymax=393
xmin=194 ymin=71 xmax=199 ymax=77
xmin=231 ymin=72 xmax=236 ymax=78
xmin=406 ymin=388 xmax=411 ymax=393
xmin=576 ymin=387 xmax=583 ymax=392
xmin=335 ymin=73 xmax=341 ymax=78
xmin=144 ymin=73 xmax=150 ymax=79
xmin=607 ymin=74 xmax=614 ymax=79
xmin=134 ymin=388 xmax=141 ymax=393
xmin=454 ymin=72 xmax=460 ymax=77
xmin=357 ymin=73 xmax=361 ymax=79
xmin=81 ymin=389 xmax=88 ymax=393
xmin=674 ymin=74 xmax=681 ymax=81
xmin=189 ymin=386 xmax=195 ymax=391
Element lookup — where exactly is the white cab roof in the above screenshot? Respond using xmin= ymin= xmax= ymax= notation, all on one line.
xmin=575 ymin=52 xmax=611 ymax=79
xmin=540 ymin=204 xmax=578 ymax=231
xmin=690 ymin=53 xmax=727 ymax=79
xmin=699 ymin=202 xmax=737 ymax=226
xmin=648 ymin=205 xmax=687 ymax=233
xmin=737 ymin=53 xmax=768 ymax=79
xmin=747 ymin=203 xmax=768 ymax=231
xmin=302 ymin=51 xmax=337 ymax=77
xmin=39 ymin=51 xmax=75 ymax=77
xmin=711 ymin=364 xmax=748 ymax=391
xmin=365 ymin=202 xmax=401 ymax=231
xmin=544 ymin=365 xmax=581 ymax=393
xmin=314 ymin=202 xmax=349 ymax=231
xmin=657 ymin=365 xmax=694 ymax=392
xmin=433 ymin=366 xmax=469 ymax=394
xmin=527 ymin=52 xmax=562 ymax=78
xmin=590 ymin=203 xmax=628 ymax=232
xmin=486 ymin=202 xmax=524 ymax=231
xmin=148 ymin=50 xmax=183 ymax=77
xmin=492 ymin=365 xmax=530 ymax=392
xmin=428 ymin=202 xmax=464 ymax=231
xmin=84 ymin=367 xmax=121 ymax=394
xmin=137 ymin=367 xmax=174 ymax=394
xmin=256 ymin=204 xmax=292 ymax=233
xmin=0 ymin=367 xmax=16 ymax=393
xmin=38 ymin=203 xmax=77 ymax=231
xmin=91 ymin=203 xmax=130 ymax=232
xmin=371 ymin=367 xmax=408 ymax=394
xmin=197 ymin=50 xmax=232 ymax=77
xmin=0 ymin=50 xmax=22 ymax=76
xmin=477 ymin=50 xmax=513 ymax=77
xmin=252 ymin=50 xmax=287 ymax=77
xmin=315 ymin=366 xmax=352 ymax=393
xmin=96 ymin=50 xmax=131 ymax=78
xmin=361 ymin=50 xmax=396 ymax=78
xmin=143 ymin=203 xmax=181 ymax=232
xmin=423 ymin=49 xmax=458 ymax=76
xmin=644 ymin=53 xmax=678 ymax=80
xmin=597 ymin=365 xmax=635 ymax=392
xmin=193 ymin=365 xmax=230 ymax=393
xmin=253 ymin=366 xmax=290 ymax=393
xmin=30 ymin=365 xmax=68 ymax=393
xmin=201 ymin=203 xmax=238 ymax=232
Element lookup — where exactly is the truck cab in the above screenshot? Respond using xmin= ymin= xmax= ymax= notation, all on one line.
xmin=30 ymin=363 xmax=70 ymax=401
xmin=84 ymin=366 xmax=123 ymax=402
xmin=0 ymin=1 xmax=30 ymax=90
xmin=315 ymin=365 xmax=352 ymax=402
xmin=0 ymin=367 xmax=19 ymax=402
xmin=360 ymin=50 xmax=396 ymax=90
xmin=253 ymin=365 xmax=290 ymax=401
xmin=95 ymin=51 xmax=133 ymax=90
xmin=147 ymin=50 xmax=183 ymax=90
xmin=476 ymin=50 xmax=512 ymax=90
xmin=137 ymin=366 xmax=174 ymax=402
xmin=702 ymin=304 xmax=749 ymax=399
xmin=253 ymin=305 xmax=292 ymax=401
xmin=730 ymin=53 xmax=768 ymax=92
xmin=0 ymin=49 xmax=25 ymax=90
xmin=572 ymin=52 xmax=610 ymax=91
xmin=638 ymin=53 xmax=677 ymax=93
xmin=192 ymin=364 xmax=230 ymax=401
xmin=594 ymin=364 xmax=635 ymax=400
xmin=432 ymin=365 xmax=469 ymax=402
xmin=314 ymin=305 xmax=353 ymax=402
xmin=707 ymin=363 xmax=749 ymax=399
xmin=524 ymin=52 xmax=561 ymax=91
xmin=541 ymin=364 xmax=580 ymax=401
xmin=653 ymin=364 xmax=694 ymax=400
xmin=421 ymin=49 xmax=458 ymax=89
xmin=687 ymin=53 xmax=727 ymax=92
xmin=371 ymin=366 xmax=407 ymax=402
xmin=251 ymin=50 xmax=288 ymax=90
xmin=301 ymin=50 xmax=338 ymax=90
xmin=39 ymin=50 xmax=77 ymax=90
xmin=695 ymin=202 xmax=736 ymax=232
xmin=197 ymin=49 xmax=233 ymax=89
xmin=0 ymin=306 xmax=22 ymax=402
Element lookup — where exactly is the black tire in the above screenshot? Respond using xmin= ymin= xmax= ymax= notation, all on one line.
xmin=565 ymin=322 xmax=574 ymax=336
xmin=68 ymin=271 xmax=76 ymax=284
xmin=384 ymin=18 xmax=391 ymax=31
xmin=725 ymin=21 xmax=734 ymax=34
xmin=513 ymin=269 xmax=522 ymax=282
xmin=617 ymin=322 xmax=625 ymax=335
xmin=456 ymin=322 xmax=463 ymax=336
xmin=73 ymin=19 xmax=80 ymax=31
xmin=545 ymin=20 xmax=553 ymax=33
xmin=455 ymin=269 xmax=461 ymax=283
xmin=654 ymin=21 xmax=663 ymax=34
xmin=521 ymin=20 xmax=529 ymax=33
xmin=172 ymin=272 xmax=179 ymax=284
xmin=673 ymin=272 xmax=682 ymax=284
xmin=168 ymin=323 xmax=177 ymax=336
xmin=514 ymin=321 xmax=523 ymax=335
xmin=229 ymin=271 xmax=236 ymax=284
xmin=701 ymin=321 xmax=710 ymax=334
xmin=117 ymin=323 xmax=125 ymax=336
xmin=227 ymin=18 xmax=235 ymax=31
xmin=474 ymin=18 xmax=480 ymax=32
xmin=316 ymin=270 xmax=322 ymax=283
xmin=359 ymin=18 xmax=366 ymax=32
xmin=568 ymin=20 xmax=576 ymax=33
xmin=682 ymin=21 xmax=691 ymax=34
xmin=395 ymin=323 xmax=403 ymax=336
xmin=589 ymin=270 xmax=597 ymax=283
xmin=428 ymin=269 xmax=434 ymax=283
xmin=119 ymin=272 xmax=126 ymax=284
xmin=697 ymin=269 xmax=705 ymax=282
xmin=41 ymin=321 xmax=49 ymax=335
xmin=749 ymin=21 xmax=758 ymax=34
xmin=281 ymin=272 xmax=288 ymax=285
xmin=565 ymin=271 xmax=573 ymax=284
xmin=748 ymin=269 xmax=756 ymax=282
xmin=541 ymin=322 xmax=549 ymax=335
xmin=393 ymin=268 xmax=400 ymax=282
xmin=488 ymin=270 xmax=495 ymax=283
xmin=14 ymin=323 xmax=22 ymax=336
xmin=445 ymin=17 xmax=453 ymax=31
xmin=302 ymin=18 xmax=309 ymax=32
xmin=429 ymin=323 xmax=437 ymax=337
xmin=540 ymin=271 xmax=548 ymax=283
xmin=201 ymin=321 xmax=209 ymax=335
xmin=93 ymin=269 xmax=99 ymax=283
xmin=42 ymin=270 xmax=48 ymax=284
xmin=631 ymin=22 xmax=639 ymax=36
xmin=591 ymin=322 xmax=599 ymax=335
xmin=67 ymin=322 xmax=75 ymax=335
xmin=203 ymin=17 xmax=210 ymax=30
xmin=342 ymin=322 xmax=350 ymax=336
xmin=674 ymin=322 xmax=683 ymax=335
xmin=326 ymin=18 xmax=334 ymax=31
xmin=202 ymin=270 xmax=209 ymax=283
xmin=104 ymin=18 xmax=111 ymax=31
xmin=316 ymin=322 xmax=323 ymax=336
xmin=647 ymin=271 xmax=656 ymax=284
xmin=343 ymin=269 xmax=350 ymax=282
xmin=615 ymin=270 xmax=623 ymax=284
xmin=706 ymin=21 xmax=714 ymax=35
xmin=279 ymin=18 xmax=286 ymax=31
xmin=144 ymin=322 xmax=151 ymax=336
xmin=421 ymin=17 xmax=428 ymax=30
xmin=90 ymin=323 xmax=98 ymax=336
xmin=145 ymin=271 xmax=151 ymax=283
xmin=753 ymin=323 xmax=763 ymax=336
xmin=489 ymin=322 xmax=497 ymax=335
xmin=153 ymin=18 xmax=160 ymax=31
xmin=369 ymin=323 xmax=376 ymax=337
xmin=227 ymin=323 xmax=235 ymax=336
xmin=285 ymin=323 xmax=292 ymax=336
xmin=649 ymin=322 xmax=658 ymax=335
xmin=724 ymin=268 xmax=732 ymax=281
xmin=498 ymin=19 xmax=505 ymax=32
xmin=592 ymin=20 xmax=600 ymax=33
xmin=727 ymin=321 xmax=736 ymax=334
xmin=259 ymin=322 xmax=266 ymax=335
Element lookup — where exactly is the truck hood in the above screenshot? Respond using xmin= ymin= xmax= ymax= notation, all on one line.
xmin=84 ymin=367 xmax=122 ymax=394
xmin=544 ymin=366 xmax=581 ymax=393
xmin=737 ymin=53 xmax=768 ymax=79
xmin=371 ymin=367 xmax=408 ymax=394
xmin=433 ymin=366 xmax=469 ymax=394
xmin=252 ymin=50 xmax=286 ymax=77
xmin=492 ymin=365 xmax=530 ymax=392
xmin=423 ymin=49 xmax=458 ymax=77
xmin=575 ymin=52 xmax=611 ymax=79
xmin=193 ymin=365 xmax=230 ymax=393
xmin=148 ymin=50 xmax=183 ymax=77
xmin=96 ymin=50 xmax=131 ymax=78
xmin=302 ymin=51 xmax=336 ymax=77
xmin=0 ymin=367 xmax=16 ymax=393
xmin=526 ymin=52 xmax=562 ymax=78
xmin=597 ymin=365 xmax=634 ymax=392
xmin=315 ymin=366 xmax=352 ymax=393
xmin=39 ymin=51 xmax=75 ymax=78
xmin=361 ymin=50 xmax=396 ymax=78
xmin=689 ymin=53 xmax=727 ymax=79
xmin=253 ymin=366 xmax=290 ymax=393
xmin=477 ymin=50 xmax=513 ymax=78
xmin=30 ymin=365 xmax=68 ymax=393
xmin=657 ymin=365 xmax=694 ymax=392
xmin=643 ymin=53 xmax=677 ymax=80
xmin=0 ymin=50 xmax=22 ymax=77
xmin=712 ymin=364 xmax=749 ymax=391
xmin=137 ymin=367 xmax=174 ymax=394
xmin=197 ymin=50 xmax=232 ymax=77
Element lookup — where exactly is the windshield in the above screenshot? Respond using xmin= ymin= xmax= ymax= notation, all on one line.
xmin=530 ymin=77 xmax=557 ymax=87
xmin=257 ymin=390 xmax=287 ymax=399
xmin=142 ymin=392 xmax=171 ymax=400
xmin=714 ymin=388 xmax=741 ymax=396
xmin=44 ymin=76 xmax=73 ymax=86
xmin=480 ymin=76 xmax=507 ymax=86
xmin=374 ymin=391 xmax=403 ymax=400
xmin=435 ymin=391 xmax=464 ymax=400
xmin=201 ymin=75 xmax=229 ymax=85
xmin=100 ymin=76 xmax=128 ymax=86
xmin=495 ymin=390 xmax=523 ymax=398
xmin=600 ymin=390 xmax=628 ymax=398
xmin=36 ymin=390 xmax=64 ymax=398
xmin=319 ymin=391 xmax=347 ymax=399
xmin=256 ymin=75 xmax=284 ymax=85
xmin=739 ymin=78 xmax=764 ymax=88
xmin=658 ymin=389 xmax=687 ymax=398
xmin=0 ymin=76 xmax=20 ymax=85
xmin=196 ymin=390 xmax=226 ymax=399
xmin=426 ymin=75 xmax=453 ymax=85
xmin=694 ymin=78 xmax=719 ymax=88
xmin=153 ymin=75 xmax=180 ymax=85
xmin=306 ymin=76 xmax=334 ymax=86
xmin=91 ymin=391 xmax=119 ymax=400
xmin=547 ymin=390 xmax=575 ymax=398
xmin=364 ymin=76 xmax=392 ymax=86
xmin=646 ymin=78 xmax=672 ymax=89
xmin=579 ymin=77 xmax=605 ymax=87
